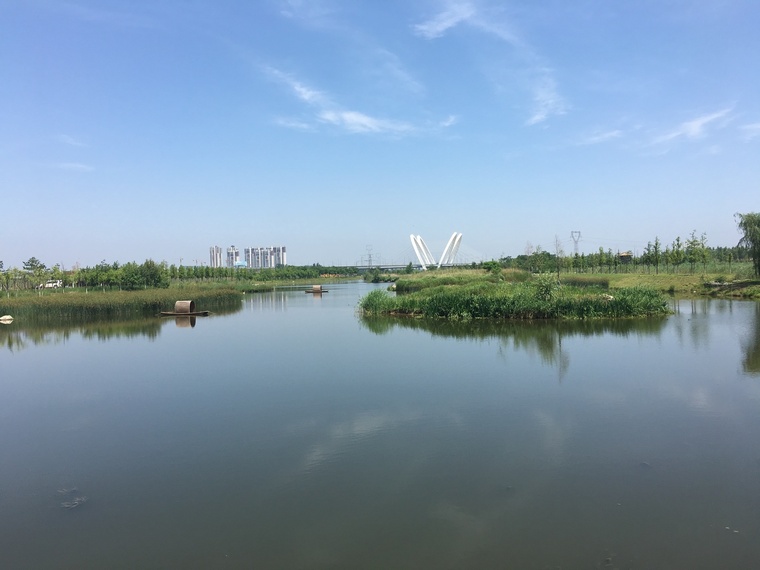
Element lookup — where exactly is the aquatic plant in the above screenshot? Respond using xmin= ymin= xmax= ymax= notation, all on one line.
xmin=359 ymin=281 xmax=670 ymax=320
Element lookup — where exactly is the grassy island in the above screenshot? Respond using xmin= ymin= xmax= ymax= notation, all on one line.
xmin=360 ymin=270 xmax=672 ymax=320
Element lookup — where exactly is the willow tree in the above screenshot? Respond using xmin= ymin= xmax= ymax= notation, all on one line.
xmin=736 ymin=212 xmax=760 ymax=276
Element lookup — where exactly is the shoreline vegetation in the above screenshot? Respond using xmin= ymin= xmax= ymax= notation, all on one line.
xmin=0 ymin=277 xmax=360 ymax=319
xmin=0 ymin=266 xmax=758 ymax=322
xmin=360 ymin=270 xmax=672 ymax=320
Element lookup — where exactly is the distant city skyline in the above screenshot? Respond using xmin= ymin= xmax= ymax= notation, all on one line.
xmin=210 ymin=245 xmax=287 ymax=269
xmin=2 ymin=1 xmax=758 ymax=269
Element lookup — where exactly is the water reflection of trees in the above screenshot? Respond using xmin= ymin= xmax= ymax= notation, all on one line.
xmin=359 ymin=316 xmax=668 ymax=377
xmin=0 ymin=316 xmax=165 ymax=352
xmin=0 ymin=300 xmax=242 ymax=352
xmin=743 ymin=303 xmax=760 ymax=375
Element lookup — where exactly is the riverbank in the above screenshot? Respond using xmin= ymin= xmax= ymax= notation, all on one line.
xmin=0 ymin=285 xmax=242 ymax=320
xmin=0 ymin=277 xmax=363 ymax=319
xmin=389 ymin=269 xmax=760 ymax=299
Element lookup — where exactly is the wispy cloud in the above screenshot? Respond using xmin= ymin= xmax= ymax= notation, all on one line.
xmin=59 ymin=2 xmax=153 ymax=27
xmin=373 ymin=48 xmax=425 ymax=96
xmin=278 ymin=0 xmax=337 ymax=27
xmin=439 ymin=115 xmax=458 ymax=128
xmin=56 ymin=134 xmax=87 ymax=147
xmin=740 ymin=122 xmax=760 ymax=141
xmin=263 ymin=66 xmax=329 ymax=106
xmin=413 ymin=1 xmax=475 ymax=39
xmin=318 ymin=110 xmax=412 ymax=134
xmin=413 ymin=1 xmax=566 ymax=126
xmin=264 ymin=65 xmax=415 ymax=135
xmin=654 ymin=107 xmax=733 ymax=144
xmin=579 ymin=129 xmax=623 ymax=145
xmin=525 ymin=72 xmax=567 ymax=126
xmin=273 ymin=117 xmax=313 ymax=131
xmin=55 ymin=162 xmax=93 ymax=172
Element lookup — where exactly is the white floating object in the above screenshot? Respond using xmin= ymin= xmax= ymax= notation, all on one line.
xmin=0 ymin=315 xmax=13 ymax=324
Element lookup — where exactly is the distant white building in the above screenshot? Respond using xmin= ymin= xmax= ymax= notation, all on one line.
xmin=226 ymin=245 xmax=239 ymax=268
xmin=208 ymin=244 xmax=286 ymax=269
xmin=209 ymin=246 xmax=223 ymax=268
xmin=244 ymin=246 xmax=287 ymax=269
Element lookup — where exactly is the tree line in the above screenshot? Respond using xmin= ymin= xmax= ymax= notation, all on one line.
xmin=497 ymin=213 xmax=760 ymax=277
xmin=0 ymin=258 xmax=360 ymax=293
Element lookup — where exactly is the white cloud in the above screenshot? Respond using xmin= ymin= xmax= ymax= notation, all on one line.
xmin=59 ymin=2 xmax=152 ymax=28
xmin=279 ymin=0 xmax=336 ymax=26
xmin=264 ymin=65 xmax=416 ymax=136
xmin=526 ymin=73 xmax=567 ymax=126
xmin=374 ymin=48 xmax=425 ymax=95
xmin=263 ymin=66 xmax=328 ymax=106
xmin=654 ymin=107 xmax=733 ymax=144
xmin=413 ymin=1 xmax=475 ymax=39
xmin=57 ymin=134 xmax=87 ymax=147
xmin=579 ymin=129 xmax=623 ymax=145
xmin=318 ymin=110 xmax=413 ymax=134
xmin=740 ymin=122 xmax=760 ymax=141
xmin=273 ymin=117 xmax=313 ymax=131
xmin=440 ymin=115 xmax=458 ymax=128
xmin=413 ymin=2 xmax=565 ymax=126
xmin=55 ymin=162 xmax=93 ymax=172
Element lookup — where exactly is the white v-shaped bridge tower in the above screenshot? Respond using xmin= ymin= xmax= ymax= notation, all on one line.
xmin=410 ymin=232 xmax=463 ymax=270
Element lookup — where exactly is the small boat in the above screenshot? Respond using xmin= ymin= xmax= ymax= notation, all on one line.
xmin=305 ymin=285 xmax=328 ymax=294
xmin=0 ymin=315 xmax=13 ymax=324
xmin=159 ymin=300 xmax=209 ymax=317
xmin=160 ymin=310 xmax=210 ymax=317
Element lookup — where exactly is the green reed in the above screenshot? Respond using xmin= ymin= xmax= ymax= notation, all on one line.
xmin=360 ymin=281 xmax=670 ymax=320
xmin=0 ymin=287 xmax=241 ymax=321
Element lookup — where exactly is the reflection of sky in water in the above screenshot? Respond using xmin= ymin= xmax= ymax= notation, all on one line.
xmin=2 ymin=287 xmax=760 ymax=568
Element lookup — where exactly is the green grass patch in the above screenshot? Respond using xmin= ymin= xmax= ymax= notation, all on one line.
xmin=360 ymin=279 xmax=670 ymax=320
xmin=0 ymin=286 xmax=242 ymax=321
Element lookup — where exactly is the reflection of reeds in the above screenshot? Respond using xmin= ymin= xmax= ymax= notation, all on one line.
xmin=0 ymin=293 xmax=243 ymax=352
xmin=359 ymin=312 xmax=667 ymax=339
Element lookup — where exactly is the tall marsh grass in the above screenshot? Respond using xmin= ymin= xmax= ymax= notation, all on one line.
xmin=0 ymin=287 xmax=241 ymax=321
xmin=360 ymin=282 xmax=670 ymax=320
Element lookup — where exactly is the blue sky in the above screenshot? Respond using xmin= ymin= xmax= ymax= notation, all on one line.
xmin=2 ymin=0 xmax=759 ymax=268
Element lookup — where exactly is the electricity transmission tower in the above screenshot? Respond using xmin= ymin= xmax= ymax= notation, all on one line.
xmin=571 ymin=231 xmax=582 ymax=256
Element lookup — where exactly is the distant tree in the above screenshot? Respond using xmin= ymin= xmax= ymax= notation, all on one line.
xmin=50 ymin=264 xmax=64 ymax=287
xmin=670 ymin=236 xmax=684 ymax=273
xmin=139 ymin=259 xmax=170 ymax=289
xmin=699 ymin=232 xmax=710 ymax=272
xmin=404 ymin=262 xmax=414 ymax=274
xmin=736 ymin=212 xmax=760 ymax=276
xmin=653 ymin=237 xmax=662 ymax=274
xmin=23 ymin=257 xmax=45 ymax=272
xmin=121 ymin=262 xmax=141 ymax=290
xmin=642 ymin=242 xmax=653 ymax=273
xmin=686 ymin=230 xmax=701 ymax=273
xmin=23 ymin=257 xmax=47 ymax=288
xmin=554 ymin=236 xmax=564 ymax=278
xmin=663 ymin=245 xmax=671 ymax=273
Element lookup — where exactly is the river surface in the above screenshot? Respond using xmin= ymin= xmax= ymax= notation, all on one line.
xmin=2 ymin=283 xmax=760 ymax=569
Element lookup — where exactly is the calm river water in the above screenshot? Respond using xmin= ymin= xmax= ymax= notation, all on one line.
xmin=2 ymin=283 xmax=760 ymax=569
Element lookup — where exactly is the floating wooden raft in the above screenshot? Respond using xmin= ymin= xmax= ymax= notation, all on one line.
xmin=160 ymin=300 xmax=210 ymax=316
xmin=305 ymin=284 xmax=328 ymax=294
